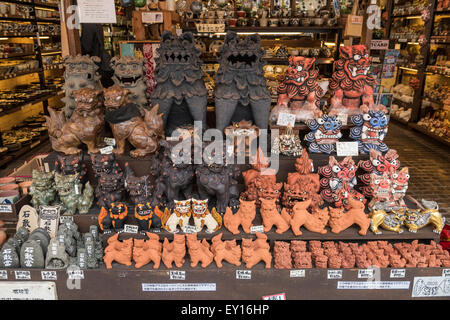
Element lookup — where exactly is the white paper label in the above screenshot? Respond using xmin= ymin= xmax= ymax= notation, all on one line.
xmin=67 ymin=269 xmax=84 ymax=280
xmin=183 ymin=225 xmax=197 ymax=234
xmin=328 ymin=270 xmax=343 ymax=279
xmin=44 ymin=162 xmax=50 ymax=173
xmin=0 ymin=270 xmax=7 ymax=280
xmin=390 ymin=269 xmax=406 ymax=278
xmin=0 ymin=282 xmax=57 ymax=300
xmin=104 ymin=137 xmax=116 ymax=146
xmin=337 ymin=114 xmax=348 ymax=126
xmin=142 ymin=11 xmax=164 ymax=24
xmin=358 ymin=269 xmax=374 ymax=279
xmin=14 ymin=271 xmax=31 ymax=280
xmin=262 ymin=293 xmax=286 ymax=300
xmin=176 ymin=28 xmax=182 ymax=36
xmin=250 ymin=225 xmax=264 ymax=234
xmin=337 ymin=281 xmax=410 ymax=290
xmin=124 ymin=225 xmax=139 ymax=234
xmin=236 ymin=270 xmax=251 ymax=280
xmin=442 ymin=269 xmax=450 ymax=277
xmin=59 ymin=216 xmax=73 ymax=224
xmin=170 ymin=271 xmax=186 ymax=280
xmin=74 ymin=184 xmax=79 ymax=195
xmin=336 ymin=141 xmax=359 ymax=157
xmin=276 ymin=112 xmax=296 ymax=127
xmin=370 ymin=39 xmax=389 ymax=50
xmin=100 ymin=145 xmax=114 ymax=154
xmin=290 ymin=270 xmax=305 ymax=278
xmin=41 ymin=271 xmax=57 ymax=281
xmin=0 ymin=204 xmax=13 ymax=213
xmin=142 ymin=283 xmax=216 ymax=292
xmin=77 ymin=0 xmax=117 ymax=24
xmin=412 ymin=277 xmax=450 ymax=297
xmin=195 ymin=23 xmax=225 ymax=33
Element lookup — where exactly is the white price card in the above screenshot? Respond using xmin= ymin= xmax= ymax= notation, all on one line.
xmin=290 ymin=270 xmax=305 ymax=278
xmin=59 ymin=216 xmax=73 ymax=224
xmin=41 ymin=271 xmax=57 ymax=281
xmin=67 ymin=269 xmax=84 ymax=280
xmin=100 ymin=145 xmax=114 ymax=154
xmin=170 ymin=271 xmax=186 ymax=280
xmin=443 ymin=269 xmax=450 ymax=277
xmin=336 ymin=141 xmax=359 ymax=157
xmin=74 ymin=184 xmax=80 ymax=194
xmin=336 ymin=114 xmax=348 ymax=126
xmin=77 ymin=0 xmax=117 ymax=24
xmin=0 ymin=282 xmax=57 ymax=300
xmin=358 ymin=269 xmax=374 ymax=279
xmin=250 ymin=225 xmax=264 ymax=234
xmin=262 ymin=293 xmax=286 ymax=300
xmin=236 ymin=270 xmax=251 ymax=280
xmin=142 ymin=11 xmax=164 ymax=24
xmin=142 ymin=283 xmax=216 ymax=292
xmin=124 ymin=225 xmax=139 ymax=234
xmin=276 ymin=112 xmax=296 ymax=127
xmin=14 ymin=271 xmax=31 ymax=280
xmin=328 ymin=270 xmax=343 ymax=279
xmin=195 ymin=23 xmax=225 ymax=33
xmin=104 ymin=137 xmax=116 ymax=146
xmin=337 ymin=281 xmax=410 ymax=290
xmin=412 ymin=277 xmax=450 ymax=297
xmin=44 ymin=162 xmax=50 ymax=173
xmin=183 ymin=225 xmax=197 ymax=234
xmin=390 ymin=269 xmax=406 ymax=278
xmin=0 ymin=204 xmax=13 ymax=213
xmin=0 ymin=270 xmax=7 ymax=280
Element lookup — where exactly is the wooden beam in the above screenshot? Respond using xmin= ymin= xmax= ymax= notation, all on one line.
xmin=61 ymin=0 xmax=81 ymax=56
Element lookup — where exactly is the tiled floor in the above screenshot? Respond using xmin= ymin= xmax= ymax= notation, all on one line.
xmin=1 ymin=122 xmax=449 ymax=216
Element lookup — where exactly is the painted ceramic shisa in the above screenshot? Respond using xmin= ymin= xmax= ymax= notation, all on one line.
xmin=259 ymin=198 xmax=290 ymax=234
xmin=214 ymin=31 xmax=271 ymax=131
xmin=111 ymin=56 xmax=149 ymax=111
xmin=350 ymin=104 xmax=390 ymax=153
xmin=369 ymin=207 xmax=406 ymax=234
xmin=210 ymin=233 xmax=241 ymax=268
xmin=241 ymin=233 xmax=272 ymax=269
xmin=103 ymin=234 xmax=133 ymax=269
xmin=404 ymin=200 xmax=445 ymax=233
xmin=367 ymin=167 xmax=410 ymax=210
xmin=162 ymin=233 xmax=186 ymax=268
xmin=271 ymin=126 xmax=303 ymax=157
xmin=62 ymin=55 xmax=102 ymax=119
xmin=46 ymin=87 xmax=104 ymax=155
xmin=98 ymin=202 xmax=129 ymax=233
xmin=151 ymin=31 xmax=207 ymax=135
xmin=132 ymin=233 xmax=162 ymax=269
xmin=104 ymin=85 xmax=164 ymax=158
xmin=54 ymin=153 xmax=87 ymax=183
xmin=54 ymin=172 xmax=94 ymax=214
xmin=328 ymin=45 xmax=376 ymax=116
xmin=124 ymin=164 xmax=153 ymax=206
xmin=135 ymin=203 xmax=162 ymax=232
xmin=186 ymin=233 xmax=214 ymax=268
xmin=328 ymin=199 xmax=371 ymax=235
xmin=223 ymin=199 xmax=256 ymax=235
xmin=281 ymin=199 xmax=329 ymax=235
xmin=304 ymin=111 xmax=343 ymax=154
xmin=271 ymin=56 xmax=325 ymax=123
xmin=156 ymin=199 xmax=192 ymax=233
xmin=191 ymin=199 xmax=222 ymax=233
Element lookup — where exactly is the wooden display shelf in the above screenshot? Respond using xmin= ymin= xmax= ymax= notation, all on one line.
xmin=0 ymin=91 xmax=62 ymax=117
xmin=183 ymin=26 xmax=343 ymax=34
xmin=408 ymin=122 xmax=450 ymax=147
xmin=0 ymin=68 xmax=42 ymax=81
xmin=34 ymin=1 xmax=59 ymax=9
xmin=0 ymin=134 xmax=48 ymax=168
xmin=0 ymin=52 xmax=36 ymax=59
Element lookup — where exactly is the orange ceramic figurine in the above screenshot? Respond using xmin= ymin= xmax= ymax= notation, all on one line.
xmin=162 ymin=233 xmax=186 ymax=268
xmin=103 ymin=234 xmax=133 ymax=269
xmin=329 ymin=199 xmax=370 ymax=235
xmin=211 ymin=233 xmax=241 ymax=268
xmin=260 ymin=198 xmax=290 ymax=234
xmin=281 ymin=199 xmax=329 ymax=235
xmin=186 ymin=233 xmax=214 ymax=268
xmin=241 ymin=233 xmax=272 ymax=268
xmin=223 ymin=199 xmax=256 ymax=234
xmin=132 ymin=233 xmax=162 ymax=269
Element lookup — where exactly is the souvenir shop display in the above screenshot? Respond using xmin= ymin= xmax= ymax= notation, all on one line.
xmin=132 ymin=233 xmax=162 ymax=269
xmin=186 ymin=233 xmax=214 ymax=268
xmin=241 ymin=233 xmax=272 ymax=269
xmin=210 ymin=233 xmax=241 ymax=268
xmin=54 ymin=173 xmax=94 ymax=215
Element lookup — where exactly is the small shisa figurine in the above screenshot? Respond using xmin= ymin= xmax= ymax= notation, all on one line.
xmin=210 ymin=233 xmax=241 ymax=268
xmin=369 ymin=207 xmax=406 ymax=234
xmin=259 ymin=198 xmax=290 ymax=234
xmin=135 ymin=203 xmax=162 ymax=233
xmin=162 ymin=233 xmax=186 ymax=268
xmin=223 ymin=199 xmax=256 ymax=234
xmin=329 ymin=199 xmax=371 ymax=235
xmin=98 ymin=202 xmax=129 ymax=233
xmin=224 ymin=120 xmax=260 ymax=156
xmin=54 ymin=172 xmax=94 ymax=215
xmin=304 ymin=111 xmax=343 ymax=154
xmin=404 ymin=200 xmax=445 ymax=233
xmin=132 ymin=233 xmax=162 ymax=269
xmin=186 ymin=233 xmax=214 ymax=268
xmin=281 ymin=199 xmax=329 ymax=235
xmin=29 ymin=170 xmax=56 ymax=209
xmin=273 ymin=241 xmax=292 ymax=269
xmin=241 ymin=233 xmax=272 ymax=269
xmin=156 ymin=199 xmax=192 ymax=233
xmin=103 ymin=233 xmax=133 ymax=269
xmin=191 ymin=199 xmax=222 ymax=233
xmin=54 ymin=153 xmax=87 ymax=184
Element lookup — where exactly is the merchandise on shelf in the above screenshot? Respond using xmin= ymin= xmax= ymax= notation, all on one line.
xmin=54 ymin=172 xmax=93 ymax=215
xmin=134 ymin=203 xmax=161 ymax=233
xmin=281 ymin=199 xmax=329 ymax=235
xmin=162 ymin=233 xmax=186 ymax=268
xmin=191 ymin=199 xmax=222 ymax=233
xmin=132 ymin=232 xmax=162 ymax=269
xmin=328 ymin=199 xmax=370 ymax=235
xmin=242 ymin=232 xmax=272 ymax=269
xmin=304 ymin=111 xmax=343 ymax=154
xmin=90 ymin=153 xmax=122 ymax=178
xmin=271 ymin=126 xmax=303 ymax=157
xmin=223 ymin=199 xmax=256 ymax=235
xmin=54 ymin=153 xmax=87 ymax=184
xmin=404 ymin=199 xmax=445 ymax=233
xmin=210 ymin=233 xmax=242 ymax=268
xmin=29 ymin=170 xmax=56 ymax=209
xmin=124 ymin=164 xmax=152 ymax=206
xmin=224 ymin=120 xmax=260 ymax=156
xmin=103 ymin=233 xmax=133 ymax=269
xmin=98 ymin=202 xmax=129 ymax=233
xmin=260 ymin=198 xmax=290 ymax=234
xmin=95 ymin=171 xmax=125 ymax=208
xmin=369 ymin=207 xmax=407 ymax=234
xmin=186 ymin=233 xmax=214 ymax=268
xmin=158 ymin=199 xmax=192 ymax=233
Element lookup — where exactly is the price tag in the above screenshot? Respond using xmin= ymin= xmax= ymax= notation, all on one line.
xmin=59 ymin=216 xmax=73 ymax=224
xmin=41 ymin=271 xmax=57 ymax=280
xmin=170 ymin=271 xmax=185 ymax=280
xmin=15 ymin=271 xmax=31 ymax=280
xmin=250 ymin=225 xmax=264 ymax=234
xmin=336 ymin=114 xmax=348 ymax=126
xmin=176 ymin=28 xmax=182 ymax=36
xmin=442 ymin=269 xmax=450 ymax=277
xmin=124 ymin=225 xmax=138 ymax=234
xmin=290 ymin=270 xmax=305 ymax=278
xmin=43 ymin=162 xmax=50 ymax=173
xmin=100 ymin=145 xmax=114 ymax=154
xmin=336 ymin=141 xmax=359 ymax=157
xmin=370 ymin=39 xmax=389 ymax=50
xmin=67 ymin=269 xmax=84 ymax=280
xmin=195 ymin=23 xmax=225 ymax=33
xmin=104 ymin=137 xmax=116 ymax=146
xmin=398 ymin=39 xmax=407 ymax=43
xmin=328 ymin=270 xmax=343 ymax=279
xmin=276 ymin=112 xmax=296 ymax=127
xmin=0 ymin=270 xmax=7 ymax=280
xmin=74 ymin=184 xmax=80 ymax=195
xmin=262 ymin=293 xmax=286 ymax=300
xmin=0 ymin=204 xmax=13 ymax=213
xmin=183 ymin=225 xmax=197 ymax=234
xmin=153 ymin=229 xmax=161 ymax=233
xmin=390 ymin=269 xmax=406 ymax=278
xmin=358 ymin=269 xmax=374 ymax=279
xmin=236 ymin=270 xmax=251 ymax=280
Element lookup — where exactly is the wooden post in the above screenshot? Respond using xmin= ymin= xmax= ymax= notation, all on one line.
xmin=61 ymin=0 xmax=81 ymax=56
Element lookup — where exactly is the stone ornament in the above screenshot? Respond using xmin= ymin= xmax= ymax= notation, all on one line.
xmin=17 ymin=205 xmax=39 ymax=234
xmin=38 ymin=205 xmax=60 ymax=238
xmin=157 ymin=199 xmax=192 ymax=233
xmin=259 ymin=198 xmax=290 ymax=234
xmin=241 ymin=233 xmax=272 ymax=268
xmin=98 ymin=202 xmax=129 ymax=233
xmin=104 ymin=85 xmax=163 ymax=158
xmin=191 ymin=199 xmax=222 ymax=233
xmin=162 ymin=233 xmax=186 ymax=268
xmin=281 ymin=199 xmax=329 ymax=235
xmin=29 ymin=227 xmax=50 ymax=256
xmin=210 ymin=233 xmax=241 ymax=268
xmin=273 ymin=241 xmax=292 ymax=269
xmin=29 ymin=170 xmax=56 ymax=210
xmin=133 ymin=233 xmax=162 ymax=269
xmin=329 ymin=199 xmax=371 ymax=235
xmin=46 ymin=87 xmax=104 ymax=155
xmin=45 ymin=238 xmax=69 ymax=269
xmin=103 ymin=234 xmax=133 ymax=269
xmin=54 ymin=173 xmax=94 ymax=215
xmin=0 ymin=242 xmax=20 ymax=268
xmin=186 ymin=233 xmax=214 ymax=268
xmin=214 ymin=31 xmax=271 ymax=131
xmin=20 ymin=239 xmax=45 ymax=268
xmin=223 ymin=199 xmax=256 ymax=235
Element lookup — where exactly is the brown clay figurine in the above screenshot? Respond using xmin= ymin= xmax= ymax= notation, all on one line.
xmin=46 ymin=87 xmax=104 ymax=154
xmin=210 ymin=233 xmax=241 ymax=268
xmin=162 ymin=233 xmax=186 ymax=268
xmin=186 ymin=233 xmax=214 ymax=268
xmin=281 ymin=199 xmax=329 ymax=235
xmin=132 ymin=233 xmax=162 ymax=269
xmin=223 ymin=199 xmax=256 ymax=234
xmin=103 ymin=85 xmax=164 ymax=158
xmin=329 ymin=199 xmax=370 ymax=235
xmin=241 ymin=233 xmax=272 ymax=269
xmin=259 ymin=198 xmax=290 ymax=234
xmin=103 ymin=233 xmax=133 ymax=269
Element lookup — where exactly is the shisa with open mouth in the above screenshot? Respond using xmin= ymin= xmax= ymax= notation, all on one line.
xmin=304 ymin=111 xmax=343 ymax=154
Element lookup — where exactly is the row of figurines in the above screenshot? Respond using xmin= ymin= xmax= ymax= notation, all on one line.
xmin=104 ymin=233 xmax=450 ymax=270
xmin=61 ymin=32 xmax=378 ymax=140
xmin=97 ymin=196 xmax=444 ymax=237
xmin=0 ymin=221 xmax=103 ymax=269
xmin=31 ymin=147 xmax=411 ymax=217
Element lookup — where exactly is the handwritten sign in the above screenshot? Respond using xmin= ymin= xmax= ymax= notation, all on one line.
xmin=0 ymin=204 xmax=12 ymax=213
xmin=358 ymin=269 xmax=374 ymax=279
xmin=336 ymin=141 xmax=359 ymax=157
xmin=0 ymin=270 xmax=7 ymax=280
xmin=41 ymin=271 xmax=57 ymax=281
xmin=250 ymin=225 xmax=264 ymax=234
xmin=290 ymin=270 xmax=305 ymax=278
xmin=104 ymin=137 xmax=116 ymax=146
xmin=77 ymin=0 xmax=117 ymax=24
xmin=390 ymin=269 xmax=406 ymax=278
xmin=170 ymin=271 xmax=186 ymax=280
xmin=14 ymin=271 xmax=31 ymax=280
xmin=183 ymin=225 xmax=197 ymax=234
xmin=0 ymin=282 xmax=57 ymax=300
xmin=276 ymin=112 xmax=296 ymax=127
xmin=328 ymin=270 xmax=343 ymax=279
xmin=236 ymin=270 xmax=251 ymax=280
xmin=412 ymin=277 xmax=450 ymax=297
xmin=124 ymin=225 xmax=138 ymax=234
xmin=195 ymin=23 xmax=225 ymax=33
xmin=100 ymin=145 xmax=114 ymax=154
